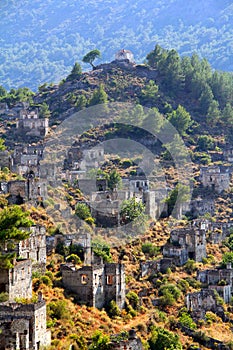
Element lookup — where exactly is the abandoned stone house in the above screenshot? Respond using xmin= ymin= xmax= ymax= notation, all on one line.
xmin=0 ymin=295 xmax=51 ymax=350
xmin=197 ymin=265 xmax=233 ymax=303
xmin=16 ymin=109 xmax=49 ymax=137
xmin=61 ymin=259 xmax=125 ymax=309
xmin=0 ymin=229 xmax=50 ymax=349
xmin=186 ymin=289 xmax=225 ymax=320
xmin=188 ymin=196 xmax=215 ymax=218
xmin=199 ymin=165 xmax=231 ymax=193
xmin=140 ymin=258 xmax=175 ymax=277
xmin=91 ymin=196 xmax=120 ymax=227
xmin=0 ymin=102 xmax=29 ymax=120
xmin=65 ymin=144 xmax=104 ymax=172
xmin=0 ymin=178 xmax=47 ymax=205
xmin=10 ymin=145 xmax=44 ymax=177
xmin=109 ymin=329 xmax=143 ymax=350
xmin=115 ymin=49 xmax=134 ymax=63
xmin=163 ymin=222 xmax=207 ymax=266
xmin=0 ymin=259 xmax=32 ymax=300
xmin=17 ymin=225 xmax=47 ymax=271
xmin=46 ymin=231 xmax=92 ymax=264
xmin=124 ymin=176 xmax=149 ymax=193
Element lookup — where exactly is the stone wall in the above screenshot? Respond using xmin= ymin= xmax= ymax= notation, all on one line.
xmin=186 ymin=289 xmax=225 ymax=320
xmin=0 ymin=259 xmax=32 ymax=300
xmin=17 ymin=226 xmax=47 ymax=271
xmin=0 ymin=299 xmax=51 ymax=350
xmin=200 ymin=166 xmax=231 ymax=193
xmin=61 ymin=262 xmax=125 ymax=309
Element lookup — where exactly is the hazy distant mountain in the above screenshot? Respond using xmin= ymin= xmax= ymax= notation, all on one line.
xmin=0 ymin=0 xmax=232 ymax=90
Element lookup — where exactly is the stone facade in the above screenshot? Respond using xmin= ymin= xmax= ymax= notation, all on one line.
xmin=197 ymin=265 xmax=233 ymax=303
xmin=189 ymin=197 xmax=215 ymax=217
xmin=200 ymin=165 xmax=231 ymax=193
xmin=61 ymin=260 xmax=125 ymax=309
xmin=0 ymin=297 xmax=51 ymax=350
xmin=66 ymin=144 xmax=104 ymax=172
xmin=10 ymin=145 xmax=43 ymax=177
xmin=0 ymin=259 xmax=32 ymax=300
xmin=16 ymin=110 xmax=49 ymax=137
xmin=0 ymin=178 xmax=47 ymax=205
xmin=0 ymin=150 xmax=10 ymax=169
xmin=17 ymin=226 xmax=47 ymax=271
xmin=0 ymin=227 xmax=50 ymax=349
xmin=163 ymin=222 xmax=206 ymax=266
xmin=186 ymin=289 xmax=225 ymax=320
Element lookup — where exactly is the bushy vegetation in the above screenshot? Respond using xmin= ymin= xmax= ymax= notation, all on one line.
xmin=148 ymin=326 xmax=183 ymax=349
xmin=1 ymin=1 xmax=232 ymax=89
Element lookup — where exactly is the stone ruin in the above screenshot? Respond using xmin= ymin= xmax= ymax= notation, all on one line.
xmin=61 ymin=257 xmax=125 ymax=310
xmin=0 ymin=293 xmax=51 ymax=350
xmin=16 ymin=109 xmax=49 ymax=138
xmin=200 ymin=165 xmax=231 ymax=193
xmin=109 ymin=329 xmax=143 ymax=350
xmin=186 ymin=289 xmax=225 ymax=321
xmin=46 ymin=230 xmax=92 ymax=264
xmin=10 ymin=145 xmax=44 ymax=178
xmin=163 ymin=220 xmax=207 ymax=266
xmin=197 ymin=264 xmax=233 ymax=304
xmin=0 ymin=224 xmax=50 ymax=349
xmin=0 ymin=178 xmax=47 ymax=206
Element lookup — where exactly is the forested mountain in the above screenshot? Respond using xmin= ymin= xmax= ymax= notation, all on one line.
xmin=0 ymin=0 xmax=233 ymax=90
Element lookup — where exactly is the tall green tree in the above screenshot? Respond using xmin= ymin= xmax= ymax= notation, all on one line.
xmin=0 ymin=206 xmax=33 ymax=250
xmin=0 ymin=206 xmax=33 ymax=269
xmin=82 ymin=49 xmax=101 ymax=69
xmin=120 ymin=197 xmax=145 ymax=224
xmin=167 ymin=105 xmax=192 ymax=135
xmin=222 ymin=103 xmax=233 ymax=125
xmin=140 ymin=80 xmax=159 ymax=105
xmin=89 ymin=84 xmax=108 ymax=106
xmin=67 ymin=62 xmax=82 ymax=80
xmin=107 ymin=170 xmax=121 ymax=191
xmin=39 ymin=102 xmax=51 ymax=118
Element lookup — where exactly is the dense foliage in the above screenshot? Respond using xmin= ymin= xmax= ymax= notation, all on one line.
xmin=0 ymin=0 xmax=232 ymax=89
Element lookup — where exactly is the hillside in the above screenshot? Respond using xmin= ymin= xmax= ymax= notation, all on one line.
xmin=0 ymin=46 xmax=233 ymax=349
xmin=0 ymin=0 xmax=233 ymax=89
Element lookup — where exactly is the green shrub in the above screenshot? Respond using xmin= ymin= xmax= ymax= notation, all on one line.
xmin=149 ymin=326 xmax=182 ymax=350
xmin=177 ymin=279 xmax=189 ymax=293
xmin=107 ymin=300 xmax=121 ymax=318
xmin=40 ymin=275 xmax=52 ymax=287
xmin=159 ymin=284 xmax=181 ymax=307
xmin=184 ymin=259 xmax=197 ymax=274
xmin=0 ymin=292 xmax=9 ymax=302
xmin=75 ymin=203 xmax=92 ymax=220
xmin=66 ymin=254 xmax=82 ymax=265
xmin=89 ymin=330 xmax=110 ymax=350
xmin=142 ymin=242 xmax=160 ymax=257
xmin=179 ymin=312 xmax=197 ymax=329
xmin=126 ymin=291 xmax=139 ymax=309
xmin=92 ymin=238 xmax=112 ymax=263
xmin=47 ymin=300 xmax=70 ymax=320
